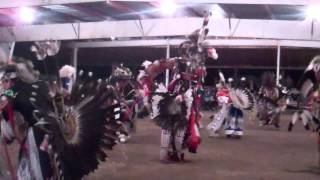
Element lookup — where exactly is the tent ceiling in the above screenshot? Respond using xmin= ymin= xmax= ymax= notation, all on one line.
xmin=0 ymin=1 xmax=313 ymax=26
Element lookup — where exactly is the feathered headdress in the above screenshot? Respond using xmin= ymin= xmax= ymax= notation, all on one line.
xmin=179 ymin=12 xmax=218 ymax=74
xmin=299 ymin=55 xmax=320 ymax=98
xmin=111 ymin=64 xmax=132 ymax=80
xmin=30 ymin=40 xmax=61 ymax=60
xmin=0 ymin=57 xmax=39 ymax=83
xmin=59 ymin=65 xmax=76 ymax=93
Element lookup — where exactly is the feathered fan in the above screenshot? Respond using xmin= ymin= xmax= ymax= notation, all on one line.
xmin=229 ymin=88 xmax=255 ymax=111
xmin=28 ymin=71 xmax=126 ymax=180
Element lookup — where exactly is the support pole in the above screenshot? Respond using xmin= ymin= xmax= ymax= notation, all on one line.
xmin=72 ymin=48 xmax=78 ymax=80
xmin=8 ymin=42 xmax=15 ymax=62
xmin=276 ymin=43 xmax=281 ymax=86
xmin=165 ymin=39 xmax=170 ymax=87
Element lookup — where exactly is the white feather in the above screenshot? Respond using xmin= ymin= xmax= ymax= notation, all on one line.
xmin=59 ymin=65 xmax=76 ymax=78
xmin=137 ymin=70 xmax=146 ymax=81
xmin=151 ymin=84 xmax=168 ymax=119
xmin=301 ymin=110 xmax=312 ymax=126
xmin=1 ymin=120 xmax=14 ymax=140
xmin=184 ymin=89 xmax=193 ymax=119
xmin=229 ymin=88 xmax=253 ymax=110
xmin=142 ymin=60 xmax=152 ymax=68
xmin=219 ymin=72 xmax=225 ymax=83
xmin=156 ymin=83 xmax=168 ymax=93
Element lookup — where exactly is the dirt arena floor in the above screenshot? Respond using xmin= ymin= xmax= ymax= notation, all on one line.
xmin=86 ymin=111 xmax=320 ymax=180
xmin=2 ymin=111 xmax=319 ymax=180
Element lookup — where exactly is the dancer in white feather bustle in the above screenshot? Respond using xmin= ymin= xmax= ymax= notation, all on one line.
xmin=207 ymin=73 xmax=229 ymax=137
xmin=207 ymin=87 xmax=229 ymax=137
xmin=208 ymin=73 xmax=254 ymax=138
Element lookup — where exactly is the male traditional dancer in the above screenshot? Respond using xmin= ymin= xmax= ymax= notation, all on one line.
xmin=287 ymin=56 xmax=320 ymax=132
xmin=0 ymin=42 xmax=128 ymax=179
xmin=0 ymin=58 xmax=50 ymax=180
xmin=108 ymin=64 xmax=137 ymax=142
xmin=288 ymin=55 xmax=320 ymax=169
xmin=257 ymin=72 xmax=281 ymax=128
xmin=138 ymin=13 xmax=218 ymax=162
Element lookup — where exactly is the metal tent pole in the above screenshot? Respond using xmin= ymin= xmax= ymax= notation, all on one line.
xmin=276 ymin=43 xmax=281 ymax=86
xmin=72 ymin=47 xmax=78 ymax=80
xmin=165 ymin=39 xmax=170 ymax=87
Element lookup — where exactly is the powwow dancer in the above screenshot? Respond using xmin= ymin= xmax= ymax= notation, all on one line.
xmin=224 ymin=77 xmax=244 ymax=137
xmin=0 ymin=41 xmax=127 ymax=179
xmin=207 ymin=73 xmax=254 ymax=138
xmin=207 ymin=75 xmax=230 ymax=137
xmin=138 ymin=13 xmax=218 ymax=162
xmin=108 ymin=64 xmax=138 ymax=142
xmin=290 ymin=55 xmax=320 ymax=168
xmin=257 ymin=72 xmax=281 ymax=128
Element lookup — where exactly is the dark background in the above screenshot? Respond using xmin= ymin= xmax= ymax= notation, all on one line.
xmin=13 ymin=42 xmax=320 ymax=87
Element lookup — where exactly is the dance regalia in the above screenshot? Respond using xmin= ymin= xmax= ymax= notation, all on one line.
xmin=139 ymin=13 xmax=218 ymax=162
xmin=207 ymin=86 xmax=230 ymax=137
xmin=288 ymin=56 xmax=320 ymax=133
xmin=288 ymin=91 xmax=320 ymax=132
xmin=0 ymin=51 xmax=127 ymax=179
xmin=108 ymin=65 xmax=137 ymax=142
xmin=207 ymin=74 xmax=254 ymax=138
xmin=257 ymin=72 xmax=282 ymax=128
xmin=287 ymin=56 xmax=320 ymax=168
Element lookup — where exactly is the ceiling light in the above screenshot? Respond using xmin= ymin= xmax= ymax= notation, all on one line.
xmin=161 ymin=0 xmax=177 ymax=15
xmin=306 ymin=5 xmax=320 ymax=20
xmin=19 ymin=7 xmax=36 ymax=23
xmin=211 ymin=4 xmax=225 ymax=19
